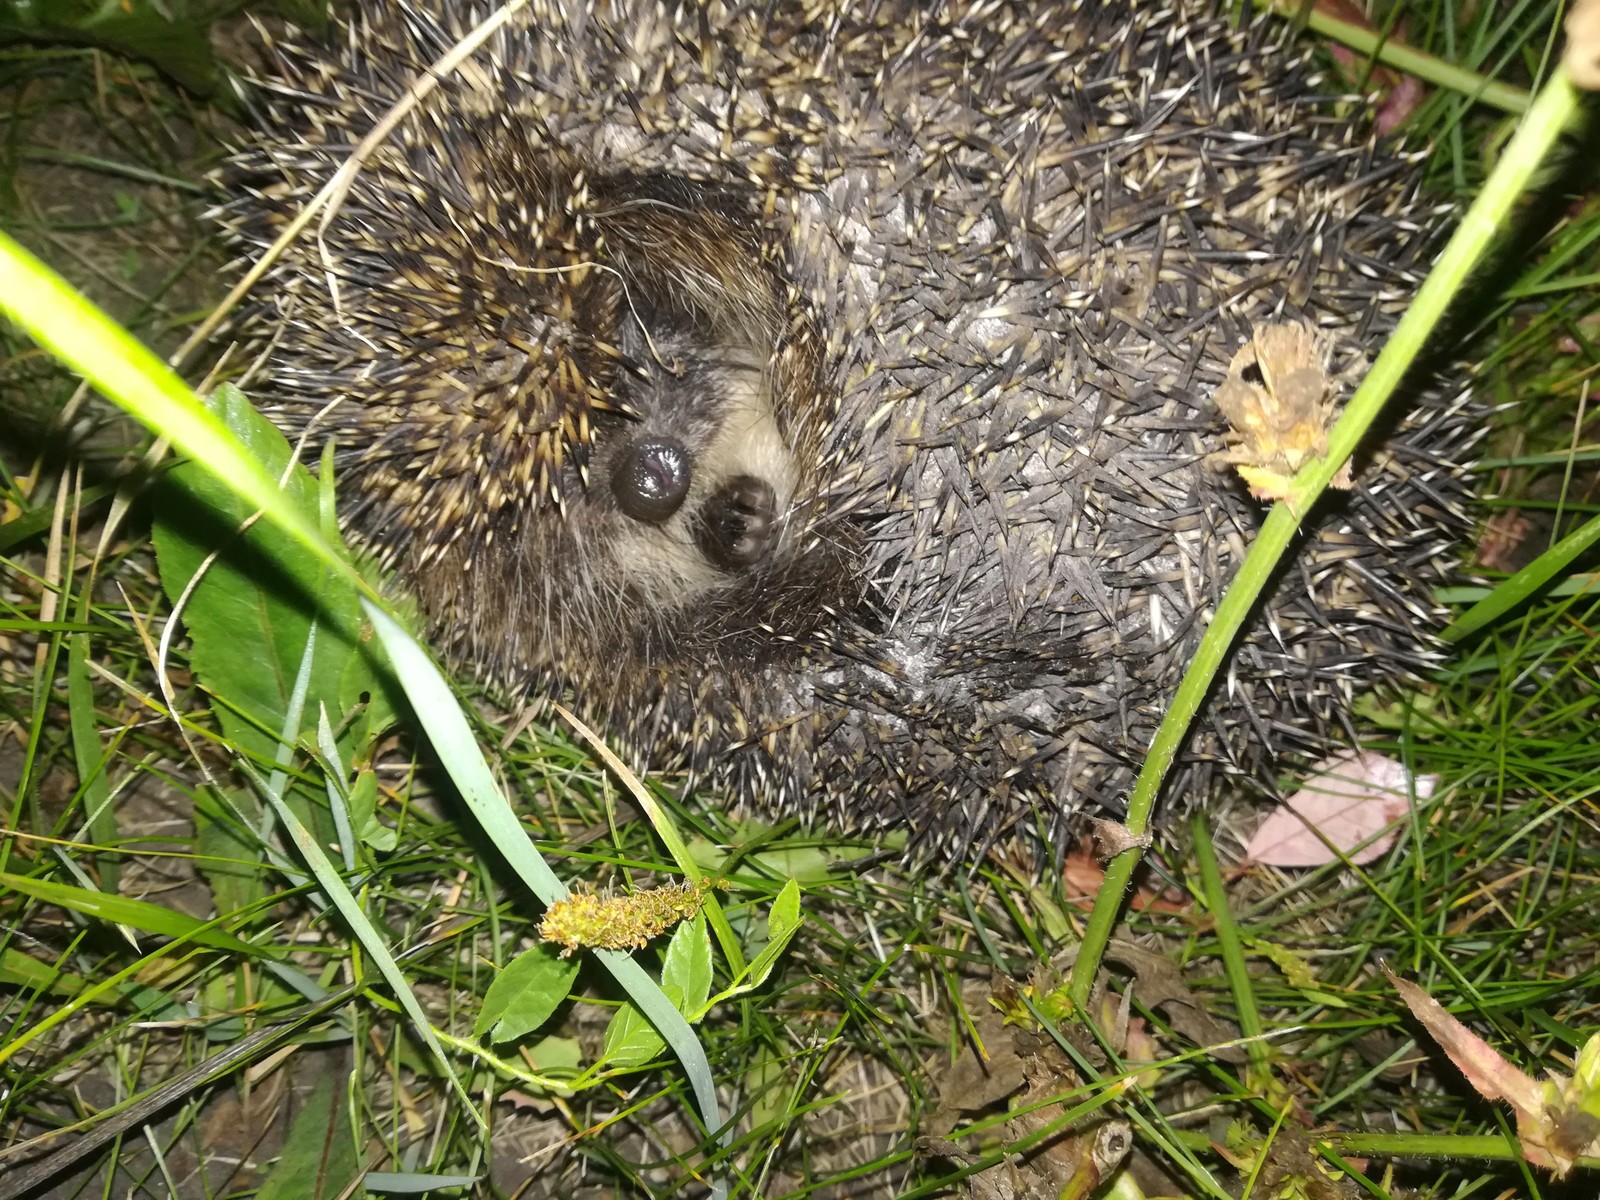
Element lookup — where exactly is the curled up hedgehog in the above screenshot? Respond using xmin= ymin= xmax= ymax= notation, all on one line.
xmin=221 ymin=0 xmax=1479 ymax=860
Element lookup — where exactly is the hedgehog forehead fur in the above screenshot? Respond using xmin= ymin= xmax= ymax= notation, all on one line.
xmin=225 ymin=0 xmax=1480 ymax=859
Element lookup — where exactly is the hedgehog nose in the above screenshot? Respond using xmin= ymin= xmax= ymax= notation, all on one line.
xmin=612 ymin=437 xmax=693 ymax=522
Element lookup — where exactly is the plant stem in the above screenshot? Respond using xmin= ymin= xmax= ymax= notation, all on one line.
xmin=1068 ymin=68 xmax=1583 ymax=1010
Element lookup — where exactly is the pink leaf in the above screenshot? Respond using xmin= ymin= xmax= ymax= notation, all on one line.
xmin=1245 ymin=750 xmax=1435 ymax=867
xmin=1387 ymin=967 xmax=1573 ymax=1175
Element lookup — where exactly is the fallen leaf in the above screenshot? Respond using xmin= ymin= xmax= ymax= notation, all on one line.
xmin=1317 ymin=0 xmax=1428 ymax=133
xmin=1062 ymin=839 xmax=1187 ymax=913
xmin=1245 ymin=749 xmax=1435 ymax=867
xmin=1386 ymin=967 xmax=1595 ymax=1176
xmin=1208 ymin=322 xmax=1354 ymax=502
xmin=1477 ymin=508 xmax=1539 ymax=573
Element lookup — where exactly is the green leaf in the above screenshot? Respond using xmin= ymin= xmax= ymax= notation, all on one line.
xmin=255 ymin=1071 xmax=363 ymax=1200
xmin=523 ymin=1035 xmax=583 ymax=1075
xmin=603 ymin=999 xmax=668 ymax=1070
xmin=1443 ymin=510 xmax=1600 ymax=642
xmin=0 ymin=1 xmax=218 ymax=93
xmin=347 ymin=768 xmax=397 ymax=852
xmin=0 ymin=235 xmax=344 ymax=578
xmin=0 ymin=870 xmax=269 ymax=958
xmin=475 ymin=944 xmax=580 ymax=1044
xmin=253 ymin=633 xmax=482 ymax=1129
xmin=0 ymin=947 xmax=89 ymax=997
xmin=661 ymin=915 xmax=712 ymax=1017
xmin=195 ymin=789 xmax=268 ymax=915
xmin=151 ymin=385 xmax=394 ymax=779
xmin=686 ymin=821 xmax=866 ymax=883
xmin=363 ymin=1173 xmax=480 ymax=1194
xmin=364 ymin=604 xmax=725 ymax=1140
xmin=0 ymin=484 xmax=112 ymax=553
xmin=746 ymin=1053 xmax=792 ymax=1134
xmin=603 ymin=917 xmax=715 ymax=1061
xmin=745 ymin=880 xmax=803 ymax=991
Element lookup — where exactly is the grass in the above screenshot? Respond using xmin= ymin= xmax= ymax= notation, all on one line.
xmin=2 ymin=0 xmax=1600 ymax=1197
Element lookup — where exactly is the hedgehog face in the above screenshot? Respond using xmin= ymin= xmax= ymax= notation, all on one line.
xmin=593 ymin=325 xmax=799 ymax=604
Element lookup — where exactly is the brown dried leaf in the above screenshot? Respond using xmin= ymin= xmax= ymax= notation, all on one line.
xmin=926 ymin=1006 xmax=1029 ymax=1135
xmin=1101 ymin=940 xmax=1248 ymax=1064
xmin=1209 ymin=322 xmax=1353 ymax=501
xmin=1387 ymin=967 xmax=1577 ymax=1175
xmin=1061 ymin=837 xmax=1187 ymax=913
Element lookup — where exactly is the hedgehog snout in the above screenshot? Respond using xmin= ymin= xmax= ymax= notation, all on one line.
xmin=611 ymin=436 xmax=693 ymax=522
xmin=608 ymin=431 xmax=784 ymax=569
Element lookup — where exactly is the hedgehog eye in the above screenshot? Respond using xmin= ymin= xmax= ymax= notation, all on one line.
xmin=612 ymin=437 xmax=693 ymax=523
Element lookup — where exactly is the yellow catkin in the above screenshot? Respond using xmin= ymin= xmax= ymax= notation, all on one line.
xmin=539 ymin=880 xmax=710 ymax=956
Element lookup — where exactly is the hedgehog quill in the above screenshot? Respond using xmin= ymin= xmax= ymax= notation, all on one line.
xmin=222 ymin=0 xmax=1479 ymax=859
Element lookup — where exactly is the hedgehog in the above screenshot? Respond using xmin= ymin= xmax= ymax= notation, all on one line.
xmin=220 ymin=0 xmax=1479 ymax=860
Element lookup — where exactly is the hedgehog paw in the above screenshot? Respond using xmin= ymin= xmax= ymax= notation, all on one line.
xmin=698 ymin=475 xmax=777 ymax=569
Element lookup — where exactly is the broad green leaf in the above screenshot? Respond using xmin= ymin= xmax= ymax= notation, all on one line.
xmin=524 ymin=1035 xmax=583 ymax=1075
xmin=475 ymin=944 xmax=580 ymax=1044
xmin=255 ymin=1071 xmax=363 ymax=1200
xmin=194 ymin=790 xmax=268 ymax=915
xmin=0 ymin=235 xmax=343 ymax=584
xmin=0 ymin=947 xmax=88 ymax=997
xmin=686 ymin=825 xmax=859 ymax=884
xmin=744 ymin=880 xmax=803 ymax=991
xmin=604 ymin=918 xmax=714 ymax=1064
xmin=151 ymin=385 xmax=394 ymax=780
xmin=0 ymin=1 xmax=218 ymax=93
xmin=0 ymin=870 xmax=268 ymax=958
xmin=661 ymin=915 xmax=712 ymax=1018
xmin=347 ymin=768 xmax=397 ymax=852
xmin=603 ymin=998 xmax=669 ymax=1069
xmin=746 ymin=1053 xmax=792 ymax=1134
xmin=365 ymin=604 xmax=724 ymax=1142
xmin=363 ymin=1173 xmax=480 ymax=1194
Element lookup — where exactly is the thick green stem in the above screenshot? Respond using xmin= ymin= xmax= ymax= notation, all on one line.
xmin=1068 ymin=70 xmax=1583 ymax=1010
xmin=1255 ymin=0 xmax=1534 ymax=116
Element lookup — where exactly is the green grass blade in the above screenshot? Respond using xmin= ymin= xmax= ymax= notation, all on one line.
xmin=253 ymin=625 xmax=483 ymax=1129
xmin=1191 ymin=819 xmax=1269 ymax=1090
xmin=1442 ymin=509 xmax=1600 ymax=641
xmin=1 ymin=228 xmax=728 ymax=1175
xmin=364 ymin=605 xmax=729 ymax=1157
xmin=0 ymin=870 xmax=269 ymax=957
xmin=0 ymin=230 xmax=352 ymax=589
xmin=1256 ymin=0 xmax=1534 ymax=115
